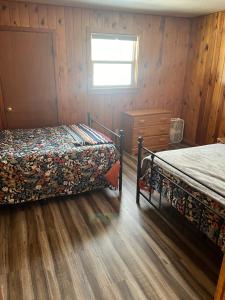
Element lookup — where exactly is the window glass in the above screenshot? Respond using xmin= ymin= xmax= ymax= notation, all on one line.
xmin=93 ymin=63 xmax=132 ymax=86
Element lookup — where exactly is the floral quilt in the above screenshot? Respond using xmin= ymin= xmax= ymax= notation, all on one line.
xmin=140 ymin=163 xmax=225 ymax=252
xmin=0 ymin=125 xmax=119 ymax=204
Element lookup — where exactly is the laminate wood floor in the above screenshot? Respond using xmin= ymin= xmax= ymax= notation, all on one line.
xmin=0 ymin=154 xmax=222 ymax=300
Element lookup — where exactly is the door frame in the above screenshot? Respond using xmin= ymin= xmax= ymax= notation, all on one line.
xmin=0 ymin=78 xmax=7 ymax=129
xmin=0 ymin=26 xmax=59 ymax=129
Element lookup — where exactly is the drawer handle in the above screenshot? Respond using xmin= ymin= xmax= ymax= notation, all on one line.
xmin=139 ymin=119 xmax=145 ymax=123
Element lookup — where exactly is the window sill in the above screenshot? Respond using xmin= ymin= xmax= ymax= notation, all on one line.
xmin=88 ymin=86 xmax=139 ymax=95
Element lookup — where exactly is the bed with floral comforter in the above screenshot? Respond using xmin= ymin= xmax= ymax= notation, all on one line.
xmin=0 ymin=124 xmax=119 ymax=204
xmin=140 ymin=144 xmax=225 ymax=251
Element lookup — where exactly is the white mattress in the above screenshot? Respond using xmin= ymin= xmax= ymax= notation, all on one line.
xmin=144 ymin=144 xmax=225 ymax=206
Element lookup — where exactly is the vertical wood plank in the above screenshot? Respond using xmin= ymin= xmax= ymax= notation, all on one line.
xmin=54 ymin=6 xmax=69 ymax=124
xmin=47 ymin=5 xmax=57 ymax=29
xmin=28 ymin=3 xmax=39 ymax=28
xmin=0 ymin=1 xmax=10 ymax=26
xmin=18 ymin=2 xmax=30 ymax=27
xmin=9 ymin=2 xmax=20 ymax=26
xmin=218 ymin=103 xmax=225 ymax=138
xmin=38 ymin=5 xmax=48 ymax=28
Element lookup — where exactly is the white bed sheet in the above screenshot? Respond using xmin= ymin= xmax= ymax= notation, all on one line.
xmin=144 ymin=144 xmax=225 ymax=206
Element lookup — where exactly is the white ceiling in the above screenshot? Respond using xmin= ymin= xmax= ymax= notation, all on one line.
xmin=22 ymin=0 xmax=225 ymax=17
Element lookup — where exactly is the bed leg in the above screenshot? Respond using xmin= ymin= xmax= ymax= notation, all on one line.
xmin=119 ymin=130 xmax=124 ymax=194
xmin=136 ymin=137 xmax=143 ymax=204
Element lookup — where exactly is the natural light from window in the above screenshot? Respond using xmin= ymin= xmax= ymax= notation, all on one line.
xmin=91 ymin=33 xmax=138 ymax=88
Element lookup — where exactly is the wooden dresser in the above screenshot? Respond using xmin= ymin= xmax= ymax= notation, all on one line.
xmin=122 ymin=109 xmax=171 ymax=154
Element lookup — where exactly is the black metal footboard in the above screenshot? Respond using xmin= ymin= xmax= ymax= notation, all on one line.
xmin=87 ymin=112 xmax=124 ymax=193
xmin=136 ymin=136 xmax=225 ymax=247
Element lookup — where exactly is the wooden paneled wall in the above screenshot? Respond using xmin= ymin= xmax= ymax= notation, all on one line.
xmin=0 ymin=1 xmax=190 ymax=131
xmin=182 ymin=12 xmax=225 ymax=145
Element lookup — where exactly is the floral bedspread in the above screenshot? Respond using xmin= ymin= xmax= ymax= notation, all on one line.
xmin=0 ymin=126 xmax=119 ymax=204
xmin=140 ymin=163 xmax=225 ymax=252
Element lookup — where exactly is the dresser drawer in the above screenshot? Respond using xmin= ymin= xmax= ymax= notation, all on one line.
xmin=132 ymin=124 xmax=170 ymax=140
xmin=133 ymin=114 xmax=170 ymax=127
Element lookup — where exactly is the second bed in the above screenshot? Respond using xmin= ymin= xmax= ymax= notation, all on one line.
xmin=137 ymin=140 xmax=225 ymax=251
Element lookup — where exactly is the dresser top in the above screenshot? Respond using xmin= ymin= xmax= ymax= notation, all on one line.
xmin=123 ymin=109 xmax=171 ymax=117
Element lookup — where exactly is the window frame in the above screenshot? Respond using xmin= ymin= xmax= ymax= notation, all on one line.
xmin=88 ymin=32 xmax=139 ymax=93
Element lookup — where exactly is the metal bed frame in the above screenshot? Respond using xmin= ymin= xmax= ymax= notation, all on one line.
xmin=136 ymin=136 xmax=225 ymax=247
xmin=87 ymin=112 xmax=124 ymax=193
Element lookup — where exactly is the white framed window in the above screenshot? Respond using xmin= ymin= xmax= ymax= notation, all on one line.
xmin=90 ymin=33 xmax=139 ymax=90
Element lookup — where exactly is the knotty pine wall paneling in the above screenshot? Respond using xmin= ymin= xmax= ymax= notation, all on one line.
xmin=0 ymin=1 xmax=190 ymax=131
xmin=182 ymin=11 xmax=225 ymax=145
xmin=218 ymin=104 xmax=225 ymax=138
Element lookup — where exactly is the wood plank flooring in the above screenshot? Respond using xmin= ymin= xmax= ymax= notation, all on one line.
xmin=0 ymin=154 xmax=223 ymax=300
